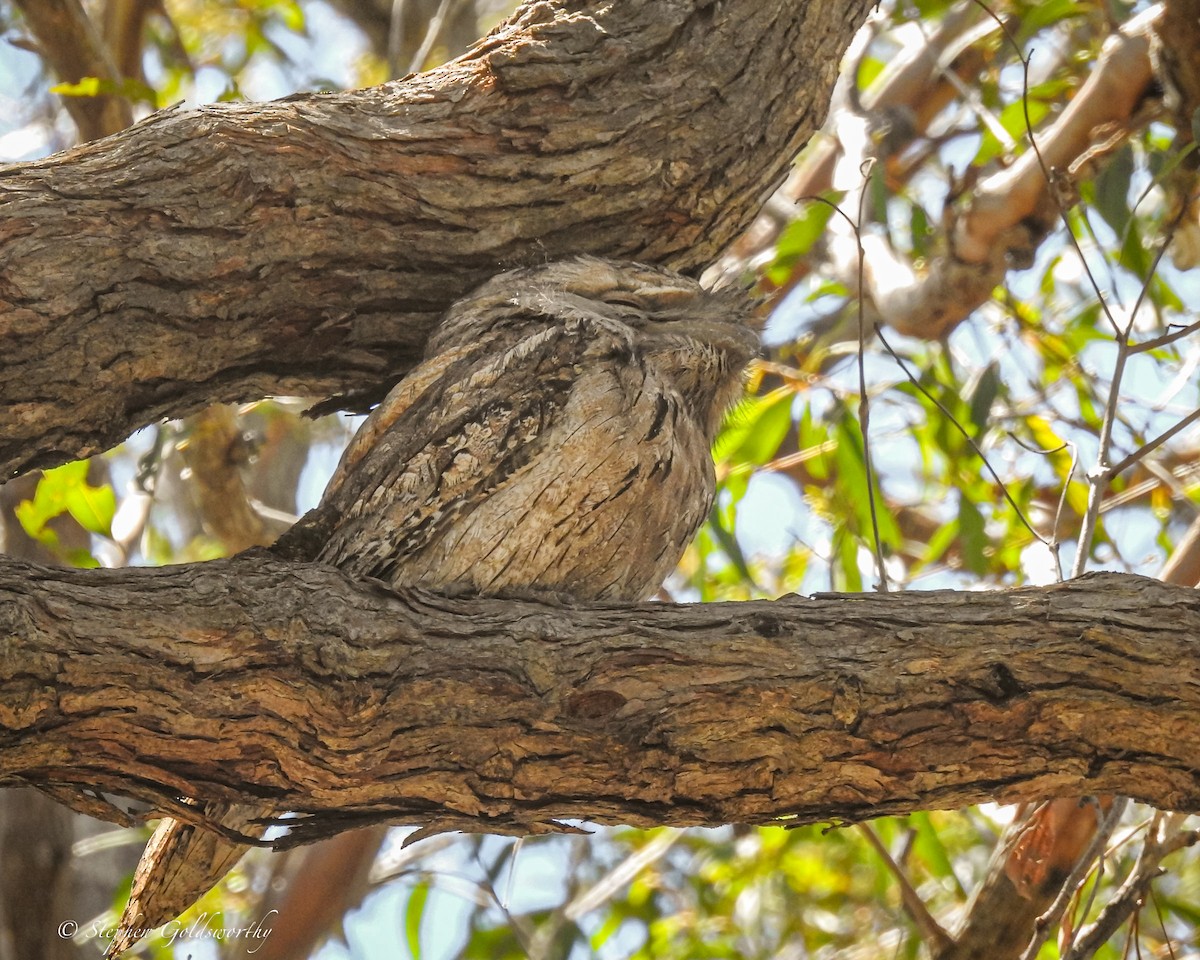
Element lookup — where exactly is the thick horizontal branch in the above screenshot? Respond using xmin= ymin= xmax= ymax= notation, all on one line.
xmin=0 ymin=556 xmax=1196 ymax=845
xmin=0 ymin=0 xmax=872 ymax=479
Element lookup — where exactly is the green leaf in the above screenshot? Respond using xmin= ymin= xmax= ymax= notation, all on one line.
xmin=909 ymin=812 xmax=966 ymax=897
xmin=975 ymin=99 xmax=1050 ymax=167
xmin=1148 ymin=274 xmax=1184 ymax=314
xmin=806 ymin=278 xmax=850 ymax=303
xmin=910 ymin=203 xmax=930 ymax=260
xmin=65 ymin=480 xmax=116 ymax=536
xmin=16 ymin=460 xmax=115 ymax=543
xmin=50 ymin=75 xmax=157 ymax=105
xmin=780 ymin=545 xmax=810 ymax=592
xmin=715 ymin=388 xmax=794 ymax=466
xmin=405 ymin=882 xmax=429 ymax=958
xmin=766 ymin=195 xmax=840 ymax=285
xmin=14 ymin=500 xmax=53 ymax=545
xmin=968 ymin=363 xmax=1000 ymax=436
xmin=798 ymin=404 xmax=830 ymax=481
xmin=63 ymin=548 xmax=101 ymax=569
xmin=1092 ymin=142 xmax=1134 ymax=239
xmin=833 ymin=417 xmax=869 ymax=508
xmin=1141 ymin=139 xmax=1197 ymax=200
xmin=834 ymin=531 xmax=863 ymax=592
xmin=776 ymin=199 xmax=838 ymax=261
xmin=1118 ymin=218 xmax=1150 ymax=277
xmin=15 ymin=460 xmax=84 ymax=539
xmin=858 ymin=56 xmax=885 ymax=92
xmin=957 ymin=496 xmax=987 ymax=575
xmin=590 ymin=909 xmax=624 ymax=951
xmin=217 ymin=81 xmax=246 ymax=102
xmin=707 ymin=503 xmax=756 ymax=588
xmin=50 ymin=77 xmax=103 ymax=97
xmin=915 ymin=518 xmax=959 ymax=573
xmin=833 ymin=413 xmax=903 ymax=550
xmin=277 ymin=0 xmax=306 ymax=32
xmin=1017 ymin=0 xmax=1084 ymax=39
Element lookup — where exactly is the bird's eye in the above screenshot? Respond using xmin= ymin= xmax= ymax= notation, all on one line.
xmin=608 ymin=296 xmax=644 ymax=310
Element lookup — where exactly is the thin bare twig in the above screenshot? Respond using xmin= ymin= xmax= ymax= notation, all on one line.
xmin=876 ymin=327 xmax=1049 ymax=547
xmin=1108 ymin=406 xmax=1200 ymax=478
xmin=803 ymin=182 xmax=891 ymax=592
xmin=1011 ymin=48 xmax=1192 ymax=576
xmin=858 ymin=823 xmax=955 ymax=953
xmin=1001 ymin=37 xmax=1123 ymax=578
xmin=1073 ymin=197 xmax=1195 ymax=561
xmin=853 ymin=161 xmax=890 ymax=593
xmin=388 ymin=0 xmax=408 ymax=79
xmin=1018 ymin=798 xmax=1128 ymax=960
xmin=407 ymin=0 xmax=459 ymax=76
xmin=1129 ymin=317 xmax=1200 ymax=355
xmin=565 ymin=829 xmax=680 ymax=920
xmin=1063 ymin=819 xmax=1200 ymax=959
xmin=1006 ymin=431 xmax=1074 ymax=581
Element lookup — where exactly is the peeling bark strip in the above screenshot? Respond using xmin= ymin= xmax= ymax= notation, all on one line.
xmin=0 ymin=558 xmax=1196 ymax=842
xmin=0 ymin=0 xmax=873 ymax=479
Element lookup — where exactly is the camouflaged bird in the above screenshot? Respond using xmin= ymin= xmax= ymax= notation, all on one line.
xmin=109 ymin=256 xmax=758 ymax=955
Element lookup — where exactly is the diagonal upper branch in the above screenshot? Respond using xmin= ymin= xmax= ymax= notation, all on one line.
xmin=0 ymin=0 xmax=873 ymax=480
xmin=0 ymin=556 xmax=1196 ymax=844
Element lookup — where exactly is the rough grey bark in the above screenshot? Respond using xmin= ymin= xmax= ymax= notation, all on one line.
xmin=0 ymin=557 xmax=1196 ymax=842
xmin=0 ymin=0 xmax=871 ymax=479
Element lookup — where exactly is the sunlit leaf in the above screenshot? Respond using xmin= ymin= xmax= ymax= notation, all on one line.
xmin=957 ymin=496 xmax=987 ymax=575
xmin=50 ymin=76 xmax=103 ymax=97
xmin=1118 ymin=218 xmax=1151 ymax=277
xmin=715 ymin=388 xmax=795 ymax=467
xmin=15 ymin=460 xmax=114 ymax=541
xmin=1017 ymin=0 xmax=1085 ymax=40
xmin=975 ymin=98 xmax=1050 ymax=167
xmin=910 ymin=203 xmax=930 ymax=260
xmin=1092 ymin=142 xmax=1134 ymax=238
xmin=405 ymin=882 xmax=428 ymax=958
xmin=915 ymin=518 xmax=959 ymax=573
xmin=968 ymin=363 xmax=1001 ymax=435
xmin=65 ymin=480 xmax=116 ymax=536
xmin=50 ymin=75 xmax=156 ymax=104
xmin=909 ymin=812 xmax=966 ymax=897
xmin=767 ymin=195 xmax=841 ymax=285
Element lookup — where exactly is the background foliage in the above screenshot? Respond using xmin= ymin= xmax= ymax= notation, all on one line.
xmin=1 ymin=0 xmax=1198 ymax=957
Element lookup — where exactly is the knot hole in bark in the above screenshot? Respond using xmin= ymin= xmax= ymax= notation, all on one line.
xmin=976 ymin=662 xmax=1023 ymax=703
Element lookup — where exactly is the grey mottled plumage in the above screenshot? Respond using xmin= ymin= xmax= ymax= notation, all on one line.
xmin=111 ymin=256 xmax=758 ymax=955
xmin=316 ymin=256 xmax=758 ymax=599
